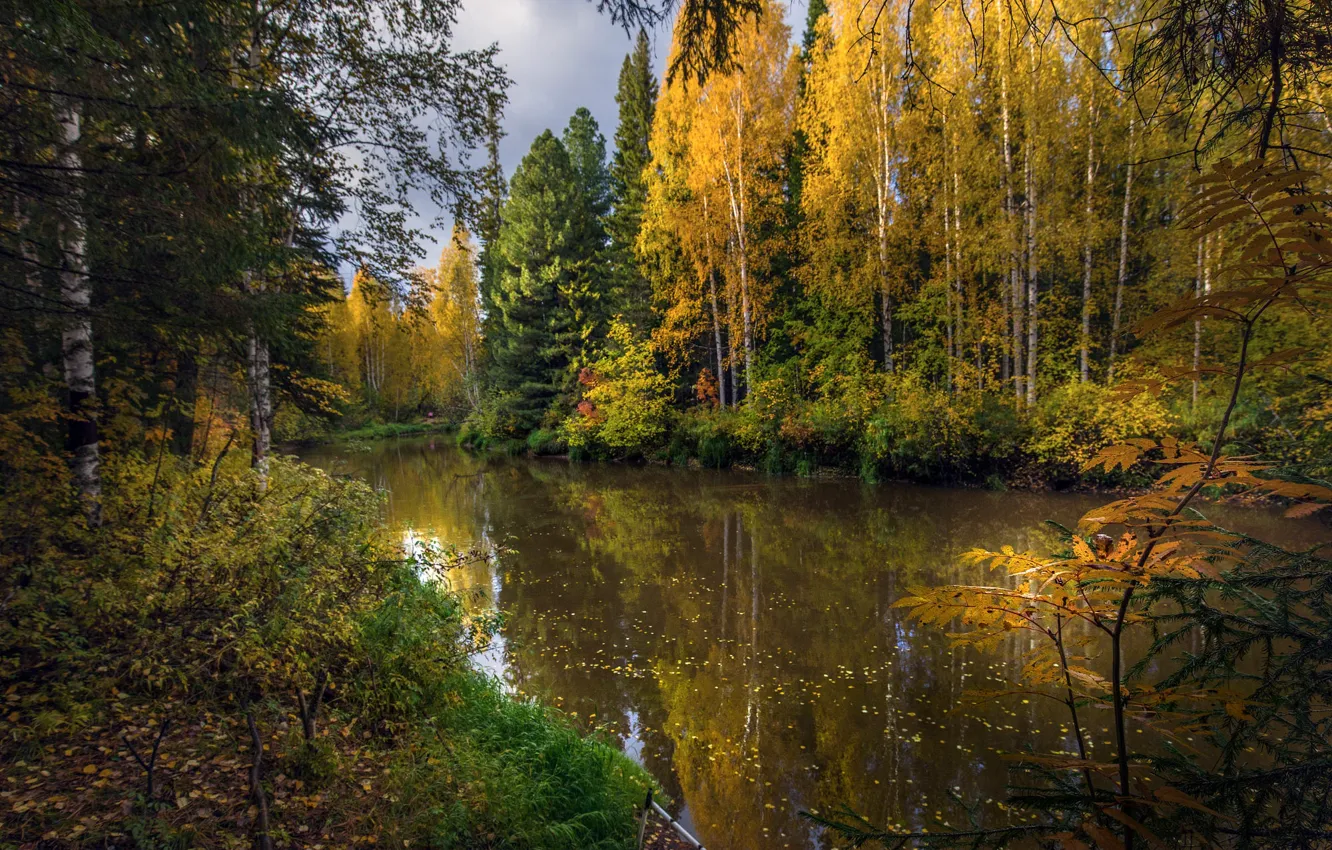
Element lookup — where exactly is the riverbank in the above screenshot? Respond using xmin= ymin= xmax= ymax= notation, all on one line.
xmin=452 ymin=378 xmax=1223 ymax=491
xmin=0 ymin=452 xmax=653 ymax=849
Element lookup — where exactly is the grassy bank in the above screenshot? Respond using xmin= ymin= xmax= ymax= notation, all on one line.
xmin=0 ymin=452 xmax=652 ymax=849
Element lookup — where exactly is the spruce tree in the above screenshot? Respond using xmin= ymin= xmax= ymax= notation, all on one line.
xmin=487 ymin=130 xmax=602 ymax=433
xmin=607 ymin=29 xmax=658 ymax=328
xmin=563 ymin=107 xmax=613 ymax=221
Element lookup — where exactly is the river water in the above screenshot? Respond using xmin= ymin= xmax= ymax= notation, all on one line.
xmin=302 ymin=437 xmax=1329 ymax=850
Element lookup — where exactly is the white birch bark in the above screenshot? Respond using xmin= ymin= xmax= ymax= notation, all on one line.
xmin=1108 ymin=116 xmax=1136 ymax=382
xmin=57 ymin=99 xmax=101 ymax=522
xmin=1080 ymin=95 xmax=1097 ymax=383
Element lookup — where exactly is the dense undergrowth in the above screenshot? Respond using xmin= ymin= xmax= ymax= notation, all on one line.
xmin=456 ymin=360 xmax=1216 ymax=489
xmin=0 ymin=449 xmax=653 ymax=849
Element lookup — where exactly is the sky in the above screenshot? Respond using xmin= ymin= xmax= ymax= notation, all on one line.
xmin=400 ymin=0 xmax=808 ymax=269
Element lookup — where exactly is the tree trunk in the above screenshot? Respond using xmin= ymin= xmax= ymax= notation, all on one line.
xmin=944 ymin=122 xmax=955 ymax=395
xmin=1108 ymin=116 xmax=1136 ymax=383
xmin=709 ymin=267 xmax=727 ymax=408
xmin=1192 ymin=234 xmax=1212 ymax=411
xmin=1025 ymin=138 xmax=1039 ymax=407
xmin=720 ymin=103 xmax=753 ymax=400
xmin=1080 ymin=97 xmax=1097 ymax=383
xmin=953 ymin=154 xmax=964 ymax=390
xmin=702 ymin=196 xmax=727 ymax=408
xmin=246 ymin=319 xmax=273 ymax=492
xmin=999 ymin=11 xmax=1022 ymax=403
xmin=57 ymin=99 xmax=101 ymax=524
xmin=875 ymin=42 xmax=895 ymax=373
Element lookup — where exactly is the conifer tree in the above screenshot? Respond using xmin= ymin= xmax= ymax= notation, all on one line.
xmin=608 ymin=29 xmax=659 ymax=328
xmin=564 ymin=107 xmax=613 ymax=221
xmin=488 ymin=129 xmax=603 ymax=433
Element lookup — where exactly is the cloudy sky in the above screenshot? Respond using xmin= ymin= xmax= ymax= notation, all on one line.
xmin=402 ymin=0 xmax=807 ymax=268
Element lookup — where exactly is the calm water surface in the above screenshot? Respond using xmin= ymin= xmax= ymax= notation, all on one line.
xmin=302 ymin=437 xmax=1330 ymax=850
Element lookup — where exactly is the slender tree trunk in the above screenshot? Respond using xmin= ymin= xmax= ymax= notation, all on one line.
xmin=246 ymin=314 xmax=272 ymax=492
xmin=1108 ymin=116 xmax=1136 ymax=383
xmin=720 ymin=106 xmax=753 ymax=400
xmin=1192 ymin=234 xmax=1212 ymax=411
xmin=999 ymin=11 xmax=1022 ymax=403
xmin=1025 ymin=139 xmax=1039 ymax=407
xmin=953 ymin=152 xmax=963 ymax=389
xmin=944 ymin=120 xmax=955 ymax=395
xmin=728 ymin=291 xmax=740 ymax=405
xmin=57 ymin=99 xmax=101 ymax=523
xmin=703 ymin=196 xmax=727 ymax=408
xmin=875 ymin=43 xmax=895 ymax=373
xmin=709 ymin=267 xmax=726 ymax=408
xmin=1080 ymin=97 xmax=1097 ymax=383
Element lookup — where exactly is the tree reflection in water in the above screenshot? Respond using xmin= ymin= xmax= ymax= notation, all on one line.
xmin=304 ymin=438 xmax=1328 ymax=850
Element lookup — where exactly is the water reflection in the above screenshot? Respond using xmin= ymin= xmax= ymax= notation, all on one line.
xmin=303 ymin=438 xmax=1329 ymax=850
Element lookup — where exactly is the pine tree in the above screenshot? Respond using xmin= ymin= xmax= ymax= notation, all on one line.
xmin=607 ymin=29 xmax=659 ymax=328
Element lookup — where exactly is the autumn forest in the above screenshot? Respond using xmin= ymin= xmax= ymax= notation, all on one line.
xmin=3 ymin=0 xmax=1332 ymax=848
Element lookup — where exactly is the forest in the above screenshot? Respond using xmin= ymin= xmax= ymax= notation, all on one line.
xmin=318 ymin=0 xmax=1332 ymax=489
xmin=3 ymin=0 xmax=1332 ymax=848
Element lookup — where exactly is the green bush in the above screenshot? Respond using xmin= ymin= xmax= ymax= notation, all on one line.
xmin=564 ymin=320 xmax=673 ymax=457
xmin=527 ymin=428 xmax=567 ymax=456
xmin=384 ymin=672 xmax=655 ymax=850
xmin=0 ymin=451 xmax=654 ymax=848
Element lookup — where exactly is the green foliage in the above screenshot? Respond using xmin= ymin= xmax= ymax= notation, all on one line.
xmin=487 ymin=127 xmax=607 ymax=434
xmin=0 ymin=450 xmax=653 ymax=846
xmin=527 ymin=428 xmax=568 ymax=456
xmin=384 ymin=672 xmax=656 ymax=850
xmin=607 ymin=29 xmax=658 ymax=328
xmin=564 ymin=320 xmax=674 ymax=456
xmin=1026 ymin=381 xmax=1174 ymax=483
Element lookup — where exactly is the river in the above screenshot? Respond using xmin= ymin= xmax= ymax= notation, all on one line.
xmin=302 ymin=436 xmax=1329 ymax=850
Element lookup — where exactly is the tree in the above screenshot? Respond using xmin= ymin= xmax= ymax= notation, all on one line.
xmin=652 ymin=0 xmax=795 ymax=402
xmin=487 ymin=129 xmax=604 ymax=433
xmin=607 ymin=29 xmax=660 ymax=329
xmin=431 ymin=228 xmax=484 ymax=412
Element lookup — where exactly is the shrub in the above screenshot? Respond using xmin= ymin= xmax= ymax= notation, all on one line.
xmin=527 ymin=428 xmax=567 ymax=456
xmin=0 ymin=450 xmax=654 ymax=848
xmin=564 ymin=320 xmax=673 ymax=456
xmin=1026 ymin=380 xmax=1174 ymax=481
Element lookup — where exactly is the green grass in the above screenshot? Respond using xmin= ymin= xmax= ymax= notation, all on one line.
xmin=384 ymin=672 xmax=655 ymax=850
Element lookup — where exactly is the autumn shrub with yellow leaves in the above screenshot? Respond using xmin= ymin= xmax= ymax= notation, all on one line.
xmin=1026 ymin=381 xmax=1175 ymax=481
xmin=564 ymin=319 xmax=674 ymax=458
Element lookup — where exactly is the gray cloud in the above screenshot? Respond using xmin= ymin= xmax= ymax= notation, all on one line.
xmin=403 ymin=0 xmax=806 ymax=269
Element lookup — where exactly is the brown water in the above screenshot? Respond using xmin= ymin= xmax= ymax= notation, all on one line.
xmin=302 ymin=437 xmax=1330 ymax=850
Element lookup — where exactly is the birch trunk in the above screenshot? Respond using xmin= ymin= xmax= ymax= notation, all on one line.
xmin=1025 ymin=137 xmax=1039 ymax=407
xmin=1192 ymin=235 xmax=1212 ymax=410
xmin=874 ymin=40 xmax=895 ymax=373
xmin=1080 ymin=97 xmax=1097 ymax=383
xmin=999 ymin=10 xmax=1022 ymax=402
xmin=709 ymin=267 xmax=727 ymax=409
xmin=57 ymin=99 xmax=101 ymax=523
xmin=703 ymin=196 xmax=727 ymax=408
xmin=1108 ymin=116 xmax=1136 ymax=382
xmin=719 ymin=101 xmax=753 ymax=400
xmin=944 ymin=197 xmax=955 ymax=394
xmin=953 ymin=154 xmax=964 ymax=389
